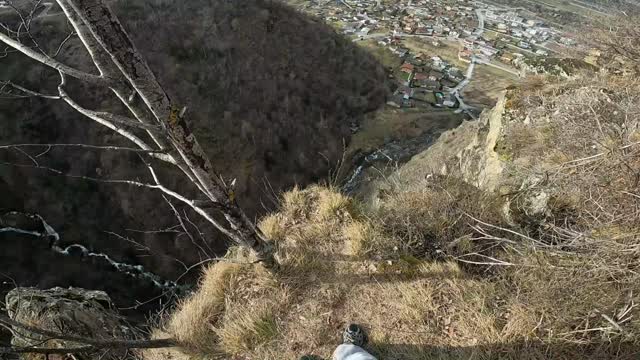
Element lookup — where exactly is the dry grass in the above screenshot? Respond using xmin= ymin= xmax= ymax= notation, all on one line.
xmin=501 ymin=73 xmax=640 ymax=242
xmin=166 ymin=262 xmax=242 ymax=357
xmin=149 ymin=182 xmax=640 ymax=359
xmin=375 ymin=176 xmax=505 ymax=258
xmin=145 ymin=73 xmax=640 ymax=360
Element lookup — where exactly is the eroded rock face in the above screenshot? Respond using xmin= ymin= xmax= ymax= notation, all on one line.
xmin=372 ymin=92 xmax=508 ymax=198
xmin=6 ymin=287 xmax=137 ymax=359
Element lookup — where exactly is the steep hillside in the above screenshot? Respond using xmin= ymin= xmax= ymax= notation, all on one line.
xmin=0 ymin=0 xmax=387 ymax=309
xmin=142 ymin=71 xmax=640 ymax=359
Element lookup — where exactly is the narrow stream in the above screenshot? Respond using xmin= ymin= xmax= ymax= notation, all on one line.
xmin=342 ymin=128 xmax=446 ymax=194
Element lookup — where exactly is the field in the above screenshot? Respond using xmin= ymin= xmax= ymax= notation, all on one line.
xmin=464 ymin=64 xmax=521 ymax=108
xmin=402 ymin=37 xmax=467 ymax=68
xmin=358 ymin=39 xmax=403 ymax=69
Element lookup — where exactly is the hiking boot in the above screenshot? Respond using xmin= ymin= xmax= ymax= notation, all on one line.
xmin=342 ymin=323 xmax=367 ymax=347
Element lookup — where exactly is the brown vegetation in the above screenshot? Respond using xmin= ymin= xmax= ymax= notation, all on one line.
xmin=136 ymin=62 xmax=640 ymax=359
xmin=143 ymin=177 xmax=639 ymax=359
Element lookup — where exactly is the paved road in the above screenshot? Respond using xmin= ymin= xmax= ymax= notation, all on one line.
xmin=474 ymin=8 xmax=484 ymax=35
xmin=451 ymin=8 xmax=485 ymax=114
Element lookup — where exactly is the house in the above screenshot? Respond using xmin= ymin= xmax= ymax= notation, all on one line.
xmin=403 ymin=25 xmax=415 ymax=33
xmin=458 ymin=49 xmax=472 ymax=61
xmin=415 ymin=27 xmax=433 ymax=35
xmin=559 ymin=37 xmax=576 ymax=46
xmin=479 ymin=46 xmax=498 ymax=57
xmin=407 ymin=55 xmax=425 ymax=66
xmin=414 ymin=78 xmax=440 ymax=90
xmin=395 ymin=47 xmax=409 ymax=57
xmin=463 ymin=38 xmax=475 ymax=47
xmin=447 ymin=68 xmax=464 ymax=82
xmin=400 ymin=62 xmax=415 ymax=74
xmin=413 ymin=72 xmax=429 ymax=81
xmin=518 ymin=41 xmax=530 ymax=49
xmin=397 ymin=86 xmax=414 ymax=99
xmin=443 ymin=97 xmax=457 ymax=108
xmin=428 ymin=70 xmax=444 ymax=81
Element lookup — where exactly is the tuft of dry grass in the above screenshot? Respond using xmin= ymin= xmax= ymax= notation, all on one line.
xmin=313 ymin=185 xmax=353 ymax=220
xmin=259 ymin=213 xmax=287 ymax=242
xmin=342 ymin=220 xmax=379 ymax=256
xmin=138 ymin=329 xmax=191 ymax=360
xmin=166 ymin=262 xmax=243 ymax=356
xmin=217 ymin=301 xmax=281 ymax=354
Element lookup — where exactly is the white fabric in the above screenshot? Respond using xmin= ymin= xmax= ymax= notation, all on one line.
xmin=332 ymin=344 xmax=377 ymax=360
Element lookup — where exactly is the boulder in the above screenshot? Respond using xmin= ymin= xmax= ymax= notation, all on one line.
xmin=5 ymin=287 xmax=138 ymax=359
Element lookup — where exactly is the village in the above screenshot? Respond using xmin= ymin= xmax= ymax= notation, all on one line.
xmin=293 ymin=0 xmax=579 ymax=110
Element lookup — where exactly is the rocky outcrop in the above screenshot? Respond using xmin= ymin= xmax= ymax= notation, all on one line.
xmin=5 ymin=287 xmax=137 ymax=359
xmin=376 ymin=91 xmax=507 ymax=196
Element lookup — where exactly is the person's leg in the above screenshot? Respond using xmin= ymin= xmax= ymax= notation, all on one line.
xmin=332 ymin=344 xmax=377 ymax=360
xmin=332 ymin=324 xmax=377 ymax=360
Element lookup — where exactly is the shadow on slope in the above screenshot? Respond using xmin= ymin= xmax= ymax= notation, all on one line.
xmin=0 ymin=0 xmax=388 ymax=317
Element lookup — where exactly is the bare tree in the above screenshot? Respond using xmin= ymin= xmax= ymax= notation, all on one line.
xmin=0 ymin=0 xmax=275 ymax=264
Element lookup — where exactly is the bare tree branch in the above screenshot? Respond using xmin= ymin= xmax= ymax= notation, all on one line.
xmin=52 ymin=30 xmax=76 ymax=58
xmin=0 ymin=31 xmax=105 ymax=85
xmin=0 ymin=143 xmax=167 ymax=154
xmin=56 ymin=71 xmax=175 ymax=164
xmin=0 ymin=80 xmax=60 ymax=99
xmin=1 ymin=0 xmax=276 ymax=265
xmin=58 ymin=82 xmax=164 ymax=133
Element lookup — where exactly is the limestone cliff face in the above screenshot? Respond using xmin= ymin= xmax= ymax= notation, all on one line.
xmin=386 ymin=92 xmax=507 ymax=194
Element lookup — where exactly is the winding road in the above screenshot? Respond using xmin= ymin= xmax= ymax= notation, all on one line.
xmin=450 ymin=8 xmax=485 ymax=114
